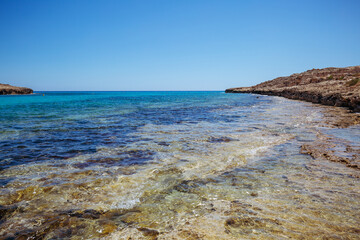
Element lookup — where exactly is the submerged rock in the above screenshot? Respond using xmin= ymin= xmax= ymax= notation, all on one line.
xmin=300 ymin=132 xmax=360 ymax=172
xmin=225 ymin=216 xmax=265 ymax=228
xmin=226 ymin=66 xmax=360 ymax=112
xmin=0 ymin=83 xmax=33 ymax=95
xmin=137 ymin=227 xmax=159 ymax=239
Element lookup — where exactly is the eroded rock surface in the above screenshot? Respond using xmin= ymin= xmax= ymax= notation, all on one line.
xmin=0 ymin=83 xmax=33 ymax=95
xmin=301 ymin=132 xmax=360 ymax=173
xmin=226 ymin=66 xmax=360 ymax=112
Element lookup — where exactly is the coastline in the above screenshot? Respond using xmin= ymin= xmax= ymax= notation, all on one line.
xmin=0 ymin=93 xmax=36 ymax=96
xmin=298 ymin=103 xmax=360 ymax=172
xmin=226 ymin=66 xmax=360 ymax=112
xmin=0 ymin=84 xmax=33 ymax=95
xmin=226 ymin=66 xmax=360 ymax=171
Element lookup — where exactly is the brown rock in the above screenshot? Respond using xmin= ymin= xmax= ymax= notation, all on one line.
xmin=226 ymin=66 xmax=360 ymax=112
xmin=225 ymin=216 xmax=265 ymax=228
xmin=0 ymin=83 xmax=33 ymax=95
xmin=137 ymin=227 xmax=159 ymax=239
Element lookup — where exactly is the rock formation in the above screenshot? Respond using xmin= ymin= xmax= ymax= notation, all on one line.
xmin=0 ymin=84 xmax=33 ymax=95
xmin=226 ymin=66 xmax=360 ymax=112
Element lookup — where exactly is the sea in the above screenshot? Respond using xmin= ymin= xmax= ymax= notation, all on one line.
xmin=0 ymin=91 xmax=359 ymax=239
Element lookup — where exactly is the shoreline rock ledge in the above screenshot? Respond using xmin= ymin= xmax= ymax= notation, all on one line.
xmin=226 ymin=66 xmax=360 ymax=112
xmin=0 ymin=83 xmax=33 ymax=95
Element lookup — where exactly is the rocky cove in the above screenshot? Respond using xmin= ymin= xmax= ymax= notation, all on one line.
xmin=226 ymin=66 xmax=360 ymax=173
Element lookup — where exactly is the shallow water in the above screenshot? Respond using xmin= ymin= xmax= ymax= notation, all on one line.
xmin=0 ymin=91 xmax=359 ymax=239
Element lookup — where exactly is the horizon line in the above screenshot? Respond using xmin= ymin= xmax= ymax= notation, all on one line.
xmin=33 ymin=90 xmax=225 ymax=92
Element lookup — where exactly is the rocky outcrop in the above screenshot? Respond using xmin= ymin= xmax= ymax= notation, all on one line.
xmin=226 ymin=66 xmax=360 ymax=112
xmin=0 ymin=84 xmax=33 ymax=95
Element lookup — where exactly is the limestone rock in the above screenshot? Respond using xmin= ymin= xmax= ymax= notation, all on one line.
xmin=0 ymin=83 xmax=33 ymax=95
xmin=226 ymin=66 xmax=360 ymax=112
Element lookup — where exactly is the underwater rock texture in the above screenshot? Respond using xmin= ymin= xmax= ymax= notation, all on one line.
xmin=300 ymin=131 xmax=360 ymax=172
xmin=1 ymin=92 xmax=359 ymax=239
xmin=226 ymin=66 xmax=360 ymax=112
xmin=0 ymin=83 xmax=33 ymax=95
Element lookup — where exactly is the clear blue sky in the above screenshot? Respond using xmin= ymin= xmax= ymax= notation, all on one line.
xmin=0 ymin=0 xmax=359 ymax=91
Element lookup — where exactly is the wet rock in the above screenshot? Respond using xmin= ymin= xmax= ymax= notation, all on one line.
xmin=250 ymin=192 xmax=258 ymax=197
xmin=230 ymin=200 xmax=252 ymax=209
xmin=86 ymin=157 xmax=123 ymax=166
xmin=66 ymin=209 xmax=105 ymax=219
xmin=1 ymin=209 xmax=124 ymax=239
xmin=152 ymin=167 xmax=183 ymax=176
xmin=5 ymin=186 xmax=54 ymax=205
xmin=157 ymin=141 xmax=170 ymax=146
xmin=225 ymin=216 xmax=266 ymax=228
xmin=123 ymin=150 xmax=154 ymax=165
xmin=79 ymin=149 xmax=155 ymax=168
xmin=0 ymin=205 xmax=18 ymax=220
xmin=137 ymin=227 xmax=159 ymax=239
xmin=98 ymin=220 xmax=118 ymax=235
xmin=225 ymin=201 xmax=259 ymax=216
xmin=9 ymin=215 xmax=68 ymax=240
xmin=300 ymin=132 xmax=360 ymax=172
xmin=173 ymin=179 xmax=207 ymax=193
xmin=208 ymin=136 xmax=234 ymax=143
xmin=72 ymin=162 xmax=92 ymax=169
xmin=178 ymin=229 xmax=204 ymax=240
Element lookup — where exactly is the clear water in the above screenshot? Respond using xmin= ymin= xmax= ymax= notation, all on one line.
xmin=0 ymin=91 xmax=359 ymax=239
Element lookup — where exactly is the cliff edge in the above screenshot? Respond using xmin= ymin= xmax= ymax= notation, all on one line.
xmin=226 ymin=66 xmax=360 ymax=112
xmin=0 ymin=84 xmax=33 ymax=95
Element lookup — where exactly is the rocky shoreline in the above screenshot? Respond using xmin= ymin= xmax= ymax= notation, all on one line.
xmin=0 ymin=84 xmax=33 ymax=95
xmin=226 ymin=66 xmax=360 ymax=171
xmin=226 ymin=66 xmax=360 ymax=112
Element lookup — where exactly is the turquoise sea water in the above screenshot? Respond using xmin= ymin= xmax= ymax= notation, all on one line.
xmin=0 ymin=91 xmax=258 ymax=170
xmin=0 ymin=91 xmax=359 ymax=239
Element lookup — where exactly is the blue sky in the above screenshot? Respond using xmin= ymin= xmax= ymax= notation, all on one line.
xmin=0 ymin=0 xmax=359 ymax=91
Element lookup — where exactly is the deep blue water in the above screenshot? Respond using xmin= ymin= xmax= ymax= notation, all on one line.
xmin=0 ymin=91 xmax=265 ymax=170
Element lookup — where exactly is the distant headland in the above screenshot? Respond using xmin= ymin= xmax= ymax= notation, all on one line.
xmin=0 ymin=84 xmax=33 ymax=95
xmin=226 ymin=66 xmax=360 ymax=112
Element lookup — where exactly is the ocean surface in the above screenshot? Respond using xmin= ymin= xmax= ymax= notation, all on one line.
xmin=0 ymin=91 xmax=359 ymax=239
